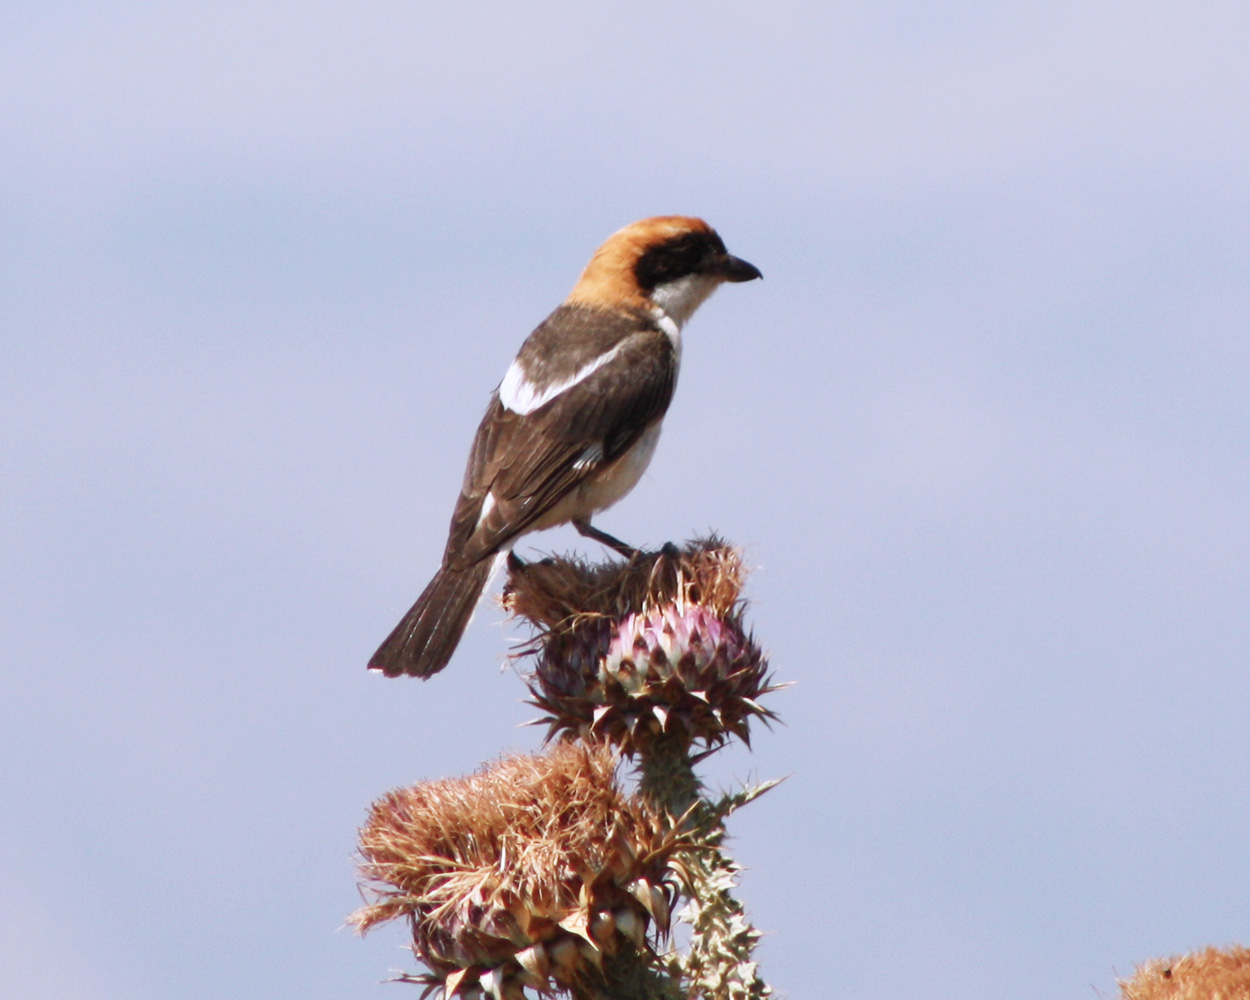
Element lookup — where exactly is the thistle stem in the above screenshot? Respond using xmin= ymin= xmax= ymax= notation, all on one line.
xmin=593 ymin=946 xmax=685 ymax=1000
xmin=637 ymin=730 xmax=702 ymax=819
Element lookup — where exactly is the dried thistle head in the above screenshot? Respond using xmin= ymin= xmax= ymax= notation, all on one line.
xmin=503 ymin=537 xmax=747 ymax=631
xmin=503 ymin=539 xmax=780 ymax=754
xmin=352 ymin=742 xmax=688 ymax=998
xmin=1118 ymin=944 xmax=1250 ymax=1000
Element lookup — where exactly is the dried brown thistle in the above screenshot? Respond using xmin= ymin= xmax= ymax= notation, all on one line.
xmin=352 ymin=741 xmax=689 ymax=998
xmin=1118 ymin=944 xmax=1250 ymax=1000
xmin=503 ymin=538 xmax=781 ymax=755
xmin=503 ymin=537 xmax=748 ymax=631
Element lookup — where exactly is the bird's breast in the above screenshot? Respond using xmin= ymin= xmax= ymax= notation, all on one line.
xmin=581 ymin=422 xmax=664 ymax=513
xmin=532 ymin=422 xmax=664 ymax=531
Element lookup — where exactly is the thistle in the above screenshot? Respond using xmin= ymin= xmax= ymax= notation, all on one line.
xmin=1118 ymin=944 xmax=1250 ymax=1000
xmin=501 ymin=540 xmax=782 ymax=1000
xmin=352 ymin=742 xmax=690 ymax=1000
xmin=505 ymin=539 xmax=781 ymax=756
xmin=355 ymin=538 xmax=781 ymax=1000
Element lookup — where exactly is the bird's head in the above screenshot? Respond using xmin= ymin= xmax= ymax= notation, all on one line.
xmin=568 ymin=216 xmax=761 ymax=327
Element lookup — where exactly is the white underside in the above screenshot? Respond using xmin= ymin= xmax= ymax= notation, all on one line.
xmin=474 ymin=424 xmax=662 ymax=537
xmin=566 ymin=421 xmax=663 ymax=517
xmin=491 ymin=421 xmax=664 ymax=540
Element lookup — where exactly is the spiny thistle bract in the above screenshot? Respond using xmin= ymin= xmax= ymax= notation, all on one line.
xmin=352 ymin=742 xmax=690 ymax=999
xmin=504 ymin=539 xmax=781 ymax=754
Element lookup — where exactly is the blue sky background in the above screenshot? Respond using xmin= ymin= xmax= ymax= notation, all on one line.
xmin=3 ymin=3 xmax=1249 ymax=998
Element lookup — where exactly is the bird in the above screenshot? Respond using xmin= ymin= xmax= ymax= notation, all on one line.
xmin=369 ymin=216 xmax=761 ymax=678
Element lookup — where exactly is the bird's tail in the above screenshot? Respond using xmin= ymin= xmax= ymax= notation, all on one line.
xmin=368 ymin=560 xmax=494 ymax=678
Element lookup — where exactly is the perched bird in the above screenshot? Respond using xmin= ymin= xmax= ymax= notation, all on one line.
xmin=369 ymin=216 xmax=761 ymax=678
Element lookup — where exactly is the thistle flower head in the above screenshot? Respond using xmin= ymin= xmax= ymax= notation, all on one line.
xmin=351 ymin=742 xmax=688 ymax=998
xmin=503 ymin=538 xmax=780 ymax=755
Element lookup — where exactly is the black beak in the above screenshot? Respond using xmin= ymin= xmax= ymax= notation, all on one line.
xmin=713 ymin=253 xmax=763 ymax=283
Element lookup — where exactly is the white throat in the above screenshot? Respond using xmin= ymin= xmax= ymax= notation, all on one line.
xmin=648 ymin=273 xmax=721 ymax=331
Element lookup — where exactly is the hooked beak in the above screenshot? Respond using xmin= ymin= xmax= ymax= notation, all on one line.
xmin=712 ymin=253 xmax=763 ymax=283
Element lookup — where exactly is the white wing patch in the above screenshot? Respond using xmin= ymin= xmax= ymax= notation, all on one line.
xmin=498 ymin=343 xmax=626 ymax=415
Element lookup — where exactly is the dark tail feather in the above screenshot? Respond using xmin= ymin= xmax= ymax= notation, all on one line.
xmin=368 ymin=560 xmax=494 ymax=678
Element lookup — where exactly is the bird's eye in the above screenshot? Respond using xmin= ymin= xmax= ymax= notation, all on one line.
xmin=635 ymin=234 xmax=714 ymax=290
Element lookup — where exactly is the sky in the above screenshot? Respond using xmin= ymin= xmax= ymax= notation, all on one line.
xmin=3 ymin=3 xmax=1249 ymax=998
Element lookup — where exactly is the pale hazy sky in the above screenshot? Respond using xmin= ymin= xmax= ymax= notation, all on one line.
xmin=3 ymin=4 xmax=1249 ymax=999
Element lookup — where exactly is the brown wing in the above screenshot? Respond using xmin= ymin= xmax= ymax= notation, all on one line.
xmin=442 ymin=326 xmax=676 ymax=568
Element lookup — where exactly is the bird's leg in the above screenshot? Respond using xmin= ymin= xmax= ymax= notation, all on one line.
xmin=573 ymin=518 xmax=639 ymax=559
